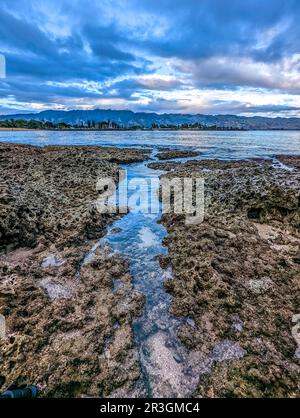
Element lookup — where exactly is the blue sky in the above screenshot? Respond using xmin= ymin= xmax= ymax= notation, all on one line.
xmin=1 ymin=0 xmax=300 ymax=116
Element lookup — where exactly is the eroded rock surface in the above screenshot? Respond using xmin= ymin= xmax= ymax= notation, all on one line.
xmin=0 ymin=144 xmax=148 ymax=397
xmin=147 ymin=161 xmax=181 ymax=171
xmin=158 ymin=157 xmax=300 ymax=397
xmin=0 ymin=144 xmax=149 ymax=251
xmin=155 ymin=149 xmax=201 ymax=160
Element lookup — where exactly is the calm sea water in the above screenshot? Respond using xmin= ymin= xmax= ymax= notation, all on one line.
xmin=0 ymin=130 xmax=300 ymax=159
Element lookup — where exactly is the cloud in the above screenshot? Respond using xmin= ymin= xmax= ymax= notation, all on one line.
xmin=106 ymin=75 xmax=185 ymax=99
xmin=173 ymin=54 xmax=300 ymax=93
xmin=199 ymin=100 xmax=300 ymax=116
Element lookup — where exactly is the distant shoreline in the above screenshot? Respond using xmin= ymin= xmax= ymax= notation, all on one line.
xmin=2 ymin=109 xmax=300 ymax=130
xmin=0 ymin=127 xmax=36 ymax=131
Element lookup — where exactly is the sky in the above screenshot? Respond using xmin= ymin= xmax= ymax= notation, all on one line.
xmin=1 ymin=0 xmax=300 ymax=116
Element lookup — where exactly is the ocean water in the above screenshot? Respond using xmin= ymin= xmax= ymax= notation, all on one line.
xmin=0 ymin=129 xmax=300 ymax=159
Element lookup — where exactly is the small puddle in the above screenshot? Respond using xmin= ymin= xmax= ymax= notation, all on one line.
xmin=41 ymin=254 xmax=65 ymax=268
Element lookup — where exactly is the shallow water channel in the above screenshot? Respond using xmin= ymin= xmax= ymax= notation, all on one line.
xmin=84 ymin=152 xmax=246 ymax=397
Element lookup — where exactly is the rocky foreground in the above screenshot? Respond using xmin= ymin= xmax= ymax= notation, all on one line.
xmin=0 ymin=143 xmax=299 ymax=398
xmin=156 ymin=156 xmax=300 ymax=397
xmin=0 ymin=144 xmax=149 ymax=397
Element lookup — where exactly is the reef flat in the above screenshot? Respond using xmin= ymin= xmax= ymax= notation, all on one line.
xmin=0 ymin=144 xmax=149 ymax=397
xmin=157 ymin=156 xmax=300 ymax=397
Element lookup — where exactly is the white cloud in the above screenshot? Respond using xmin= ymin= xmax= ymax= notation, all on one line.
xmin=172 ymin=54 xmax=300 ymax=93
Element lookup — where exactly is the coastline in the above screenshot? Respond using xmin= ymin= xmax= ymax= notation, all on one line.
xmin=0 ymin=143 xmax=149 ymax=397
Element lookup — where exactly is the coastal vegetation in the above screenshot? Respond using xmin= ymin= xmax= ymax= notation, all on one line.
xmin=0 ymin=119 xmax=245 ymax=131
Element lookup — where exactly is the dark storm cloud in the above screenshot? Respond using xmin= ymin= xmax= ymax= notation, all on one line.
xmin=83 ymin=24 xmax=136 ymax=62
xmin=132 ymin=0 xmax=300 ymax=62
xmin=0 ymin=1 xmax=150 ymax=86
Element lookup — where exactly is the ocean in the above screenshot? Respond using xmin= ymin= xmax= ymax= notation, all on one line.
xmin=1 ymin=129 xmax=300 ymax=159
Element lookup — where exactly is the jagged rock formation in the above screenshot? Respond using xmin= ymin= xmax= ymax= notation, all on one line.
xmin=156 ymin=157 xmax=300 ymax=397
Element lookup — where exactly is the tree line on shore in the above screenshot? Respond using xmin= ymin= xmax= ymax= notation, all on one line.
xmin=0 ymin=119 xmax=246 ymax=130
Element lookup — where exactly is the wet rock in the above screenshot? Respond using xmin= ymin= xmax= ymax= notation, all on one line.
xmin=141 ymin=331 xmax=192 ymax=398
xmin=155 ymin=150 xmax=201 ymax=160
xmin=211 ymin=340 xmax=246 ymax=362
xmin=148 ymin=161 xmax=181 ymax=171
xmin=231 ymin=315 xmax=244 ymax=333
xmin=39 ymin=278 xmax=73 ymax=299
xmin=0 ymin=144 xmax=148 ymax=397
xmin=0 ymin=144 xmax=149 ymax=252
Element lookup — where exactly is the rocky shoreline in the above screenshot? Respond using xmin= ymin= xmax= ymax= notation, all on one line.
xmin=155 ymin=149 xmax=201 ymax=160
xmin=156 ymin=156 xmax=300 ymax=397
xmin=0 ymin=143 xmax=299 ymax=398
xmin=0 ymin=144 xmax=149 ymax=397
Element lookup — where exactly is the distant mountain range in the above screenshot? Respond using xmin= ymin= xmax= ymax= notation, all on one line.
xmin=1 ymin=109 xmax=300 ymax=129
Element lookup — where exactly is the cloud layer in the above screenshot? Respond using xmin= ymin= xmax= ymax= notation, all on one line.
xmin=0 ymin=0 xmax=300 ymax=116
